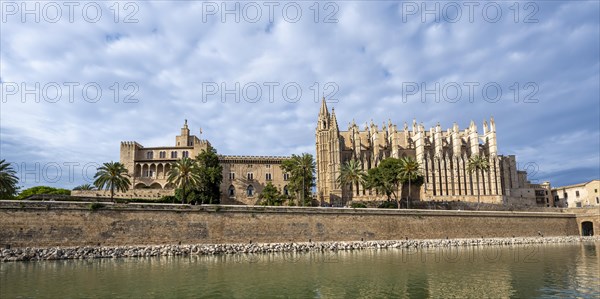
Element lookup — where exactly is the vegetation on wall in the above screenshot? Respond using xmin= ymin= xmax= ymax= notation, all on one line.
xmin=168 ymin=146 xmax=223 ymax=204
xmin=352 ymin=157 xmax=424 ymax=209
xmin=257 ymin=182 xmax=286 ymax=206
xmin=73 ymin=184 xmax=95 ymax=191
xmin=16 ymin=186 xmax=71 ymax=199
xmin=337 ymin=159 xmax=365 ymax=197
xmin=467 ymin=155 xmax=491 ymax=210
xmin=93 ymin=162 xmax=131 ymax=203
xmin=280 ymin=153 xmax=316 ymax=206
xmin=0 ymin=159 xmax=19 ymax=199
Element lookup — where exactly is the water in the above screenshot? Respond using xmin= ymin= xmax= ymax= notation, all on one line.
xmin=1 ymin=242 xmax=598 ymax=298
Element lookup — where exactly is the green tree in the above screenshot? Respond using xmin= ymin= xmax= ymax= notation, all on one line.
xmin=0 ymin=159 xmax=19 ymax=199
xmin=16 ymin=186 xmax=71 ymax=200
xmin=336 ymin=159 xmax=365 ymax=197
xmin=363 ymin=158 xmax=402 ymax=207
xmin=398 ymin=156 xmax=421 ymax=209
xmin=193 ymin=146 xmax=223 ymax=204
xmin=467 ymin=155 xmax=490 ymax=210
xmin=167 ymin=157 xmax=201 ymax=204
xmin=258 ymin=182 xmax=284 ymax=206
xmin=93 ymin=162 xmax=131 ymax=202
xmin=281 ymin=153 xmax=315 ymax=206
xmin=73 ymin=183 xmax=95 ymax=191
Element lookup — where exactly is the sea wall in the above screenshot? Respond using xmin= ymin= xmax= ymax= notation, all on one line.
xmin=0 ymin=201 xmax=582 ymax=248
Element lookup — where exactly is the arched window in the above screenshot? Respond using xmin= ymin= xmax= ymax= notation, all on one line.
xmin=183 ymin=151 xmax=189 ymax=158
xmin=171 ymin=151 xmax=177 ymax=159
xmin=283 ymin=173 xmax=290 ymax=181
xmin=228 ymin=185 xmax=235 ymax=197
xmin=247 ymin=172 xmax=254 ymax=180
xmin=159 ymin=151 xmax=166 ymax=158
xmin=146 ymin=151 xmax=153 ymax=159
xmin=283 ymin=185 xmax=289 ymax=196
xmin=266 ymin=173 xmax=272 ymax=181
xmin=247 ymin=185 xmax=254 ymax=197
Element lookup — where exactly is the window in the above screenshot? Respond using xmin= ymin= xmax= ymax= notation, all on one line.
xmin=247 ymin=172 xmax=254 ymax=180
xmin=284 ymin=186 xmax=289 ymax=196
xmin=182 ymin=151 xmax=189 ymax=158
xmin=595 ymin=189 xmax=598 ymax=193
xmin=596 ymin=197 xmax=599 ymax=204
xmin=189 ymin=141 xmax=193 ymax=146
xmin=228 ymin=185 xmax=235 ymax=197
xmin=159 ymin=151 xmax=166 ymax=158
xmin=284 ymin=173 xmax=290 ymax=181
xmin=576 ymin=202 xmax=582 ymax=208
xmin=266 ymin=164 xmax=271 ymax=168
xmin=171 ymin=151 xmax=177 ymax=159
xmin=564 ymin=192 xmax=568 ymax=198
xmin=576 ymin=191 xmax=580 ymax=197
xmin=146 ymin=152 xmax=153 ymax=159
xmin=266 ymin=173 xmax=272 ymax=181
xmin=247 ymin=185 xmax=254 ymax=196
xmin=229 ymin=172 xmax=235 ymax=180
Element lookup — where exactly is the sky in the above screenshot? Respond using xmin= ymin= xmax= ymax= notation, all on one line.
xmin=1 ymin=0 xmax=599 ymax=190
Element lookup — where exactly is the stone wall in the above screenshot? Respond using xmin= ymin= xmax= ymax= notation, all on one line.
xmin=71 ymin=189 xmax=174 ymax=199
xmin=566 ymin=207 xmax=600 ymax=235
xmin=0 ymin=201 xmax=581 ymax=248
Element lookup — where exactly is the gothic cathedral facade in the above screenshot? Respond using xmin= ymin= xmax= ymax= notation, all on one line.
xmin=315 ymin=98 xmax=548 ymax=206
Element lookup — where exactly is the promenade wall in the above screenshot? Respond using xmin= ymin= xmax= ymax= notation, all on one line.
xmin=0 ymin=201 xmax=583 ymax=248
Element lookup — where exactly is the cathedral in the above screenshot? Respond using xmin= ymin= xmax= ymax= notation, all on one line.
xmin=315 ymin=98 xmax=553 ymax=206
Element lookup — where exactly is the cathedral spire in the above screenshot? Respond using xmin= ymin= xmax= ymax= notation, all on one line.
xmin=330 ymin=107 xmax=339 ymax=132
xmin=319 ymin=97 xmax=329 ymax=117
xmin=317 ymin=97 xmax=330 ymax=131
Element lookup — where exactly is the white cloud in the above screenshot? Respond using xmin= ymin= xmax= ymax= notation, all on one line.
xmin=1 ymin=0 xmax=598 ymax=189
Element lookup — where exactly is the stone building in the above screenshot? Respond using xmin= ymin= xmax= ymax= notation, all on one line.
xmin=552 ymin=180 xmax=600 ymax=208
xmin=78 ymin=120 xmax=291 ymax=205
xmin=315 ymin=98 xmax=542 ymax=206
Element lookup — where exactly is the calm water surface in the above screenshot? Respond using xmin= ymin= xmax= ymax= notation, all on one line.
xmin=1 ymin=242 xmax=599 ymax=298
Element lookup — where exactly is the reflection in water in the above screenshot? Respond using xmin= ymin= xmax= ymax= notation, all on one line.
xmin=1 ymin=242 xmax=598 ymax=298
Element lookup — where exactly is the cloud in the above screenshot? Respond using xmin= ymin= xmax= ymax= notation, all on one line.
xmin=1 ymin=1 xmax=598 ymax=189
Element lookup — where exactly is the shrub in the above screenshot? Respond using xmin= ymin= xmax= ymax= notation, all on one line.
xmin=350 ymin=202 xmax=367 ymax=208
xmin=378 ymin=201 xmax=398 ymax=209
xmin=89 ymin=202 xmax=105 ymax=211
xmin=17 ymin=186 xmax=71 ymax=199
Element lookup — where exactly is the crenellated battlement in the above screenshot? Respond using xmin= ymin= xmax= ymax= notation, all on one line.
xmin=120 ymin=141 xmax=142 ymax=148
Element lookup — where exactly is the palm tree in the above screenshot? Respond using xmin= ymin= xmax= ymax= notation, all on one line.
xmin=93 ymin=162 xmax=131 ymax=202
xmin=0 ymin=159 xmax=19 ymax=199
xmin=467 ymin=155 xmax=490 ymax=210
xmin=398 ymin=156 xmax=420 ymax=209
xmin=167 ymin=157 xmax=201 ymax=204
xmin=73 ymin=183 xmax=95 ymax=191
xmin=281 ymin=153 xmax=316 ymax=206
xmin=336 ymin=159 xmax=364 ymax=197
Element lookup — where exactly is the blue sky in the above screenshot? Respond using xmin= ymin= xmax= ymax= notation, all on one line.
xmin=1 ymin=1 xmax=599 ymax=190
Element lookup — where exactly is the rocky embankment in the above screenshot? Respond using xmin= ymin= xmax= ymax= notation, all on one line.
xmin=2 ymin=236 xmax=598 ymax=262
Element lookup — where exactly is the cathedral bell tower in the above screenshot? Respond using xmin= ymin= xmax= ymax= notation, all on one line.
xmin=315 ymin=97 xmax=342 ymax=204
